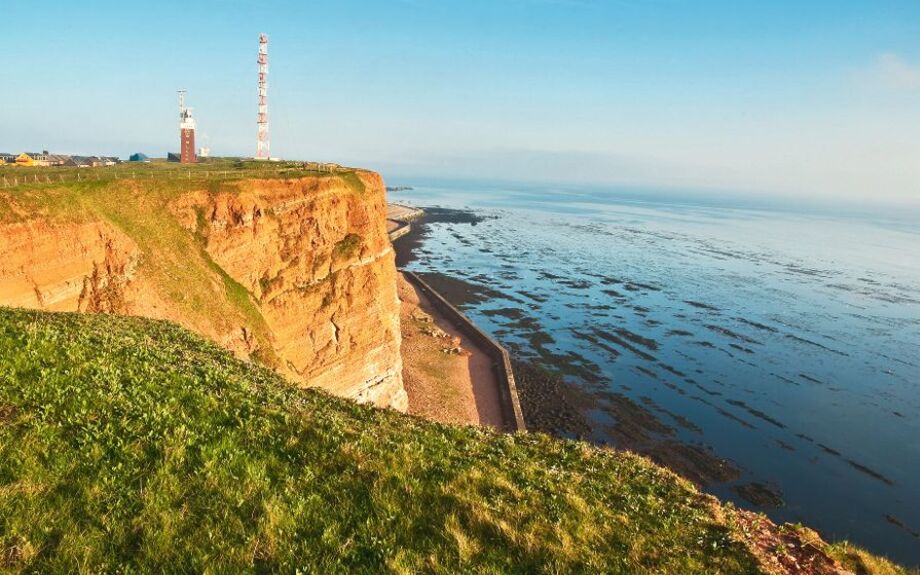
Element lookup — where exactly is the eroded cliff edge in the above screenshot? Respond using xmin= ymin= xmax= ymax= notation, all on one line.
xmin=0 ymin=169 xmax=407 ymax=410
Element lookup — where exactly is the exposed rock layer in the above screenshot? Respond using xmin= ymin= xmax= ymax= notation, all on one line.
xmin=0 ymin=172 xmax=406 ymax=410
xmin=0 ymin=221 xmax=143 ymax=313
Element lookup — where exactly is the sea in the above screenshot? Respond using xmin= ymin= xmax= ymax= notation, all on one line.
xmin=390 ymin=179 xmax=920 ymax=566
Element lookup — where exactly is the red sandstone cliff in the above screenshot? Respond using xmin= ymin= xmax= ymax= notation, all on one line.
xmin=0 ymin=171 xmax=407 ymax=410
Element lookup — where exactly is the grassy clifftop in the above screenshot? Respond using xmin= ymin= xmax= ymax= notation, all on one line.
xmin=0 ymin=307 xmax=762 ymax=574
xmin=2 ymin=309 xmax=911 ymax=574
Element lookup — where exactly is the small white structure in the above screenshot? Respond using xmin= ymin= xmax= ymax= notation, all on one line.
xmin=198 ymin=147 xmax=210 ymax=158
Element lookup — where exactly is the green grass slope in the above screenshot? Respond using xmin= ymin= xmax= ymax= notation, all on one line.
xmin=0 ymin=308 xmax=764 ymax=574
xmin=2 ymin=309 xmax=915 ymax=575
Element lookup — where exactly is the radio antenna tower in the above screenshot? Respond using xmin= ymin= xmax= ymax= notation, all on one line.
xmin=256 ymin=33 xmax=270 ymax=160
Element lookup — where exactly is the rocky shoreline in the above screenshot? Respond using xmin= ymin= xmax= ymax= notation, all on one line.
xmin=392 ymin=205 xmax=783 ymax=506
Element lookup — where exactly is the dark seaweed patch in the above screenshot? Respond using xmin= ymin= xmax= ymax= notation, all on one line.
xmin=667 ymin=329 xmax=694 ymax=337
xmin=726 ymin=399 xmax=785 ymax=429
xmin=569 ymin=328 xmax=622 ymax=359
xmin=659 ymin=364 xmax=687 ymax=378
xmin=705 ymin=324 xmax=760 ymax=345
xmin=799 ymin=373 xmax=824 ymax=385
xmin=419 ymin=206 xmax=491 ymax=225
xmin=783 ymin=264 xmax=832 ymax=278
xmin=481 ymin=307 xmax=527 ymax=321
xmin=538 ymin=271 xmax=566 ymax=281
xmin=644 ymin=441 xmax=741 ymax=486
xmin=634 ymin=366 xmax=659 ymax=380
xmin=685 ymin=300 xmax=720 ymax=311
xmin=559 ymin=278 xmax=593 ymax=290
xmin=733 ymin=482 xmax=785 ymax=508
xmin=737 ymin=318 xmax=779 ymax=333
xmin=690 ymin=396 xmax=756 ymax=429
xmin=884 ymin=515 xmax=920 ymax=539
xmin=640 ymin=396 xmax=702 ymax=434
xmin=771 ymin=373 xmax=799 ymax=386
xmin=624 ymin=281 xmax=661 ymax=292
xmin=846 ymin=460 xmax=895 ymax=486
xmin=591 ymin=328 xmax=657 ymax=362
xmin=581 ymin=303 xmax=617 ymax=312
xmin=601 ymin=392 xmax=674 ymax=444
xmin=785 ymin=333 xmax=849 ymax=357
xmin=415 ymin=272 xmax=525 ymax=307
xmin=613 ymin=328 xmax=659 ymax=351
xmin=512 ymin=359 xmax=592 ymax=439
xmin=691 ymin=383 xmax=722 ymax=397
xmin=518 ymin=290 xmax=550 ymax=303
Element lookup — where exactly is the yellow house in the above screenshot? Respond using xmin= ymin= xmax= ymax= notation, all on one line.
xmin=14 ymin=152 xmax=52 ymax=167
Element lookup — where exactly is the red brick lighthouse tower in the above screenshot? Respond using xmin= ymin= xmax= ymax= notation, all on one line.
xmin=178 ymin=90 xmax=196 ymax=164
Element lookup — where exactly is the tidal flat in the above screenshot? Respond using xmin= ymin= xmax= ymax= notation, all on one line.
xmin=391 ymin=182 xmax=920 ymax=566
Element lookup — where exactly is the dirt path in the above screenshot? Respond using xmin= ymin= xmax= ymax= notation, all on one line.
xmin=398 ymin=273 xmax=505 ymax=428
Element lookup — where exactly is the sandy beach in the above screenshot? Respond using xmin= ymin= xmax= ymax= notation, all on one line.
xmin=397 ymin=272 xmax=505 ymax=428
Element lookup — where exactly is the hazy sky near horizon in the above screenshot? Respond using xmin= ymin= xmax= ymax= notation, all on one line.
xmin=3 ymin=0 xmax=920 ymax=204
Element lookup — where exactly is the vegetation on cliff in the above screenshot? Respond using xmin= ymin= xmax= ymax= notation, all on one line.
xmin=0 ymin=308 xmax=912 ymax=574
xmin=0 ymin=161 xmax=407 ymax=408
xmin=0 ymin=161 xmax=368 ymax=353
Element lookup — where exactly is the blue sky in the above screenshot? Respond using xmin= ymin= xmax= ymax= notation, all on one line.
xmin=3 ymin=0 xmax=919 ymax=203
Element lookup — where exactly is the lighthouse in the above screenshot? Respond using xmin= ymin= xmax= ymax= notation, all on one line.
xmin=178 ymin=90 xmax=197 ymax=164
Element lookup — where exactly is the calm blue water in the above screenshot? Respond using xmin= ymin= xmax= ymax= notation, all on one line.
xmin=392 ymin=180 xmax=920 ymax=565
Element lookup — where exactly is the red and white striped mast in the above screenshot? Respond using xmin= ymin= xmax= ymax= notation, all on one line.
xmin=256 ymin=33 xmax=270 ymax=160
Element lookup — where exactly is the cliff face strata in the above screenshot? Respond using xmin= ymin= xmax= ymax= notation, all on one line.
xmin=0 ymin=220 xmax=155 ymax=314
xmin=0 ymin=172 xmax=406 ymax=410
xmin=171 ymin=173 xmax=405 ymax=409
